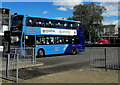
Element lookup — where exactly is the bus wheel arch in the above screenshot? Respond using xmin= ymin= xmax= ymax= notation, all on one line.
xmin=38 ymin=48 xmax=45 ymax=58
xmin=72 ymin=47 xmax=77 ymax=55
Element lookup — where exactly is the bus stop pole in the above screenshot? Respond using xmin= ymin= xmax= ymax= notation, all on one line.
xmin=32 ymin=48 xmax=35 ymax=63
xmin=16 ymin=54 xmax=19 ymax=82
xmin=6 ymin=54 xmax=10 ymax=78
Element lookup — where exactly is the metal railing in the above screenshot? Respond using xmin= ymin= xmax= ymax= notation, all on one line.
xmin=1 ymin=47 xmax=36 ymax=82
xmin=2 ymin=53 xmax=19 ymax=82
xmin=88 ymin=47 xmax=120 ymax=70
xmin=10 ymin=47 xmax=36 ymax=63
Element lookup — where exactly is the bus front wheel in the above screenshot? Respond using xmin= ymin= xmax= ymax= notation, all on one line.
xmin=72 ymin=48 xmax=77 ymax=55
xmin=38 ymin=49 xmax=45 ymax=58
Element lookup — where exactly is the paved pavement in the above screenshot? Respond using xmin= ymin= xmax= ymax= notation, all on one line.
xmin=20 ymin=69 xmax=119 ymax=83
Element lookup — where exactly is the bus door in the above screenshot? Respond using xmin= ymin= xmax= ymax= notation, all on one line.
xmin=25 ymin=35 xmax=35 ymax=47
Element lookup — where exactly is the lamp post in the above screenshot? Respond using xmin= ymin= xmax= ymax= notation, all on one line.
xmin=89 ymin=31 xmax=91 ymax=43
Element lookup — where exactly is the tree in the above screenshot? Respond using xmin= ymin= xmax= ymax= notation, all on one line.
xmin=68 ymin=2 xmax=106 ymax=42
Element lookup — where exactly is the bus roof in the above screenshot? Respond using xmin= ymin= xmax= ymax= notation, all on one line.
xmin=24 ymin=15 xmax=80 ymax=23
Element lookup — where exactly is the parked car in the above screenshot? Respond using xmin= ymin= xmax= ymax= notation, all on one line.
xmin=85 ymin=41 xmax=94 ymax=45
xmin=96 ymin=40 xmax=110 ymax=44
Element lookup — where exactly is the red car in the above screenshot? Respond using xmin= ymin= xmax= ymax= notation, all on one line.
xmin=96 ymin=40 xmax=110 ymax=44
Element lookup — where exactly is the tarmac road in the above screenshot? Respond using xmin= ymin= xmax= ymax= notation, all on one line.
xmin=36 ymin=47 xmax=119 ymax=70
xmin=17 ymin=50 xmax=91 ymax=80
xmin=37 ymin=52 xmax=90 ymax=69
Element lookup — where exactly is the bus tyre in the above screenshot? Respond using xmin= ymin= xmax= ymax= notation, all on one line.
xmin=72 ymin=48 xmax=77 ymax=55
xmin=38 ymin=49 xmax=45 ymax=58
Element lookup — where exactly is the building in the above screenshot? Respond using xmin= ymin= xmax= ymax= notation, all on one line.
xmin=103 ymin=25 xmax=116 ymax=36
xmin=0 ymin=8 xmax=11 ymax=50
xmin=118 ymin=25 xmax=120 ymax=38
xmin=101 ymin=24 xmax=119 ymax=44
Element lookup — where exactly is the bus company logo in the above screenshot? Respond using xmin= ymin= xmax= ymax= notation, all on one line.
xmin=46 ymin=29 xmax=55 ymax=33
xmin=74 ymin=31 xmax=76 ymax=34
xmin=41 ymin=28 xmax=76 ymax=35
xmin=59 ymin=30 xmax=70 ymax=34
xmin=43 ymin=30 xmax=45 ymax=33
xmin=42 ymin=29 xmax=55 ymax=33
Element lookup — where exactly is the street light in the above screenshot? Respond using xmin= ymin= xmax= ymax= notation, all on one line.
xmin=89 ymin=31 xmax=91 ymax=43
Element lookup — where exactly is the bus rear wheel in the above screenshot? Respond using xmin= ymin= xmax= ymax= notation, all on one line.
xmin=38 ymin=49 xmax=45 ymax=58
xmin=72 ymin=48 xmax=77 ymax=55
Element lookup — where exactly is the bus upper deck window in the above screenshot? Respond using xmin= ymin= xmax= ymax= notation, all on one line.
xmin=41 ymin=22 xmax=44 ymax=27
xmin=26 ymin=18 xmax=33 ymax=26
xmin=36 ymin=21 xmax=41 ymax=27
xmin=38 ymin=22 xmax=41 ymax=24
xmin=73 ymin=24 xmax=76 ymax=29
xmin=76 ymin=23 xmax=79 ymax=29
xmin=49 ymin=21 xmax=51 ymax=24
xmin=44 ymin=20 xmax=49 ymax=27
xmin=58 ymin=23 xmax=60 ymax=28
xmin=36 ymin=18 xmax=41 ymax=26
xmin=29 ymin=20 xmax=32 ymax=23
xmin=60 ymin=23 xmax=63 ymax=28
xmin=58 ymin=23 xmax=60 ymax=25
xmin=70 ymin=24 xmax=73 ymax=27
xmin=50 ymin=21 xmax=54 ymax=27
xmin=49 ymin=21 xmax=53 ymax=27
xmin=64 ymin=23 xmax=67 ymax=28
xmin=39 ymin=19 xmax=45 ymax=27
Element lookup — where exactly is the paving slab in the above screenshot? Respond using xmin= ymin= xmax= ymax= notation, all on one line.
xmin=21 ymin=69 xmax=119 ymax=83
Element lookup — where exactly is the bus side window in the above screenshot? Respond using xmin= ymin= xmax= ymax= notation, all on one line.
xmin=62 ymin=37 xmax=65 ymax=44
xmin=64 ymin=23 xmax=67 ymax=28
xmin=77 ymin=23 xmax=80 ymax=29
xmin=72 ymin=23 xmax=76 ymax=29
xmin=40 ymin=19 xmax=45 ymax=27
xmin=55 ymin=37 xmax=60 ymax=44
xmin=36 ymin=18 xmax=41 ymax=27
xmin=70 ymin=24 xmax=73 ymax=29
xmin=50 ymin=37 xmax=54 ymax=44
xmin=55 ymin=21 xmax=59 ymax=28
xmin=45 ymin=19 xmax=52 ymax=27
xmin=48 ymin=21 xmax=52 ymax=27
xmin=59 ymin=22 xmax=63 ymax=28
xmin=66 ymin=39 xmax=69 ymax=44
xmin=58 ymin=22 xmax=61 ymax=28
xmin=74 ymin=37 xmax=80 ymax=44
xmin=32 ymin=18 xmax=37 ymax=27
xmin=50 ymin=21 xmax=54 ymax=28
xmin=38 ymin=22 xmax=42 ymax=26
xmin=72 ymin=38 xmax=75 ymax=44
xmin=26 ymin=18 xmax=33 ymax=26
xmin=41 ymin=38 xmax=45 ymax=44
xmin=46 ymin=37 xmax=50 ymax=44
xmin=68 ymin=37 xmax=72 ymax=44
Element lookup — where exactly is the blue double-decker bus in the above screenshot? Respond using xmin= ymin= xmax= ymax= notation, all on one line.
xmin=10 ymin=14 xmax=85 ymax=57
